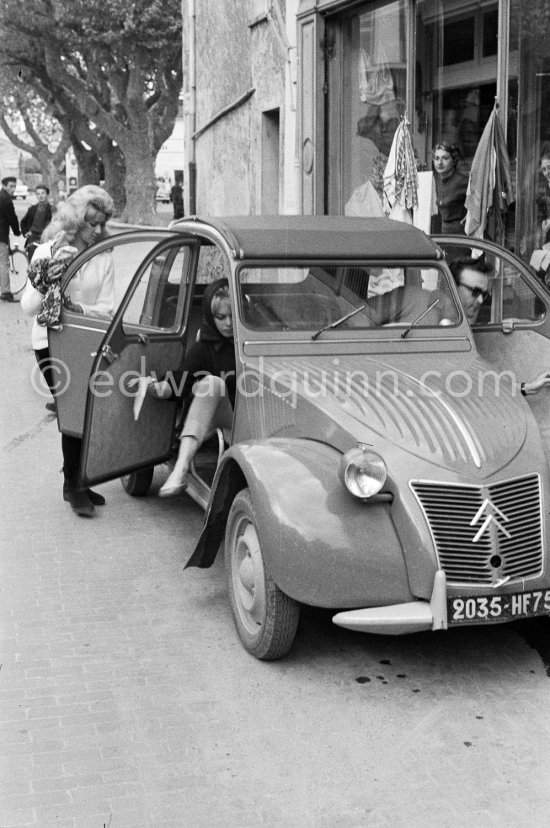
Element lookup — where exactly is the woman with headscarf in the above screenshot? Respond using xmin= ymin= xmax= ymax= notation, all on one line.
xmin=147 ymin=278 xmax=235 ymax=497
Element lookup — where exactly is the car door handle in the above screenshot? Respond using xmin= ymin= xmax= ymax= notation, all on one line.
xmin=101 ymin=344 xmax=118 ymax=364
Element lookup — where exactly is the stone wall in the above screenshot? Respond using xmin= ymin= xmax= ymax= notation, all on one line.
xmin=192 ymin=0 xmax=285 ymax=215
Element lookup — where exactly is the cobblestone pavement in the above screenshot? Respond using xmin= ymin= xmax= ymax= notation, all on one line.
xmin=2 ymin=299 xmax=550 ymax=828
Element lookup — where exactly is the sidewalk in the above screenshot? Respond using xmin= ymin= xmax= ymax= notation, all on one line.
xmin=0 ymin=301 xmax=225 ymax=827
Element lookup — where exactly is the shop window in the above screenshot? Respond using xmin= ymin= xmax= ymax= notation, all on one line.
xmin=506 ymin=4 xmax=550 ymax=262
xmin=482 ymin=9 xmax=498 ymax=58
xmin=442 ymin=18 xmax=475 ymax=66
xmin=414 ymin=1 xmax=499 ymax=174
xmin=325 ymin=0 xmax=407 ymax=216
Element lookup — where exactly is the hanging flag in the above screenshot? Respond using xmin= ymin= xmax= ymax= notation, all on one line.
xmin=464 ymin=103 xmax=514 ymax=241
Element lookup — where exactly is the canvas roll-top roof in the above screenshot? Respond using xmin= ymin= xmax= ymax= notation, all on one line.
xmin=176 ymin=215 xmax=441 ymax=261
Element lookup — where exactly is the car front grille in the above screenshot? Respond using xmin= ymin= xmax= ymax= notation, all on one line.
xmin=410 ymin=474 xmax=543 ymax=586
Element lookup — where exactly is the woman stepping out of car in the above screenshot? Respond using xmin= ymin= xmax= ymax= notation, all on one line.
xmin=147 ymin=278 xmax=236 ymax=497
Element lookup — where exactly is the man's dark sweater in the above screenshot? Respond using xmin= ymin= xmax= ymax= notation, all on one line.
xmin=21 ymin=202 xmax=53 ymax=244
xmin=0 ymin=188 xmax=20 ymax=244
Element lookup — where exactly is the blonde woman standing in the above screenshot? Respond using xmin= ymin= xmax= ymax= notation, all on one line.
xmin=21 ymin=185 xmax=115 ymax=517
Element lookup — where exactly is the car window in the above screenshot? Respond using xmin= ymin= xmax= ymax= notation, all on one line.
xmin=122 ymin=243 xmax=193 ymax=332
xmin=110 ymin=240 xmax=166 ymax=307
xmin=238 ymin=264 xmax=460 ymax=332
xmin=438 ymin=240 xmax=547 ymax=327
xmin=63 ymin=238 xmax=166 ymax=318
xmin=196 ymin=243 xmax=230 ymax=283
xmin=482 ymin=254 xmax=545 ymax=326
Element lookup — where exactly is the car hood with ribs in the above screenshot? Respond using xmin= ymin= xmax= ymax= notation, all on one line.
xmin=247 ymin=352 xmax=532 ymax=479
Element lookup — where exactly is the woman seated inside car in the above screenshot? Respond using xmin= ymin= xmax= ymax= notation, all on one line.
xmin=148 ymin=278 xmax=235 ymax=497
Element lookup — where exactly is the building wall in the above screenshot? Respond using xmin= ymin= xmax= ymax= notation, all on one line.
xmin=0 ymin=134 xmax=27 ymax=180
xmin=191 ymin=0 xmax=286 ymax=215
xmin=249 ymin=14 xmax=287 ymax=213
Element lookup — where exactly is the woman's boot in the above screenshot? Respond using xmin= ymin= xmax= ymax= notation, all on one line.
xmin=62 ymin=469 xmax=95 ymax=517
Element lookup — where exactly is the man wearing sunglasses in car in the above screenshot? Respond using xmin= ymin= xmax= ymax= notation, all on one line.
xmin=449 ymin=256 xmax=492 ymax=325
xmin=450 ymin=255 xmax=550 ymax=396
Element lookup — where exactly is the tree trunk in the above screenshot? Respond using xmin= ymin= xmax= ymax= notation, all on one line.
xmin=32 ymin=149 xmax=66 ymax=205
xmin=44 ymin=158 xmax=61 ymax=204
xmin=71 ymin=138 xmax=101 ymax=186
xmin=119 ymin=139 xmax=159 ymax=224
xmin=100 ymin=143 xmax=126 ymax=217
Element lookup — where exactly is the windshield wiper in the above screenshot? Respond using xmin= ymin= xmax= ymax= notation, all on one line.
xmin=400 ymin=298 xmax=440 ymax=339
xmin=311 ymin=304 xmax=366 ymax=340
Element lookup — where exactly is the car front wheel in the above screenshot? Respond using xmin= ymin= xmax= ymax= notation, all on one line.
xmin=121 ymin=467 xmax=154 ymax=497
xmin=224 ymin=488 xmax=300 ymax=660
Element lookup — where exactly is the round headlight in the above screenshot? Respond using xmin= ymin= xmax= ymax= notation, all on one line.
xmin=340 ymin=446 xmax=387 ymax=499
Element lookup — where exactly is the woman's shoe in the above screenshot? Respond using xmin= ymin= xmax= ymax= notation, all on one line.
xmin=87 ymin=489 xmax=106 ymax=506
xmin=63 ymin=476 xmax=96 ymax=517
xmin=159 ymin=473 xmax=189 ymax=498
xmin=64 ymin=487 xmax=95 ymax=517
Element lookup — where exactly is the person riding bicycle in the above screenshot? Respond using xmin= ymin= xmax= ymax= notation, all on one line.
xmin=0 ymin=176 xmax=21 ymax=302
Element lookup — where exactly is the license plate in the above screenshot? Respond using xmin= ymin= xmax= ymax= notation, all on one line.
xmin=448 ymin=589 xmax=550 ymax=626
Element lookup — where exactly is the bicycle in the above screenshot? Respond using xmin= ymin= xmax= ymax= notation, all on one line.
xmin=8 ymin=245 xmax=28 ymax=297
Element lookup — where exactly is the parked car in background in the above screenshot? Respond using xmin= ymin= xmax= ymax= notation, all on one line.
xmin=155 ymin=180 xmax=171 ymax=203
xmin=13 ymin=179 xmax=28 ymax=199
xmin=47 ymin=216 xmax=550 ymax=660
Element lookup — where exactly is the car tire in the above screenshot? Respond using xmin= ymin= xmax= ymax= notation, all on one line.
xmin=224 ymin=488 xmax=300 ymax=660
xmin=121 ymin=467 xmax=154 ymax=497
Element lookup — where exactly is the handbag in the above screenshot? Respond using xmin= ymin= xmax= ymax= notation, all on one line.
xmin=28 ymin=244 xmax=78 ymax=327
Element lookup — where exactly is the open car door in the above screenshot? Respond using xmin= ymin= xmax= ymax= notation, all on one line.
xmin=74 ymin=235 xmax=199 ymax=487
xmin=48 ymin=231 xmax=177 ymax=438
xmin=434 ymin=235 xmax=550 ymax=459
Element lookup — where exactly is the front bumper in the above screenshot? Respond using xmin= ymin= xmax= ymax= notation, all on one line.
xmin=332 ymin=569 xmax=448 ymax=635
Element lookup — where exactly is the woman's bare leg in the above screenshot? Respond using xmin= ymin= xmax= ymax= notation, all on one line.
xmin=159 ymin=376 xmax=232 ymax=496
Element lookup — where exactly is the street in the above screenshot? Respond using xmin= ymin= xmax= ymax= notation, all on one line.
xmin=1 ymin=246 xmax=550 ymax=827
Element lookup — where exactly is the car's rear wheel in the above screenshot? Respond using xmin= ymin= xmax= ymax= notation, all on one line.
xmin=225 ymin=488 xmax=300 ymax=660
xmin=121 ymin=467 xmax=154 ymax=497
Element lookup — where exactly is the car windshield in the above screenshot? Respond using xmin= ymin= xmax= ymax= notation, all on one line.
xmin=238 ymin=264 xmax=460 ymax=333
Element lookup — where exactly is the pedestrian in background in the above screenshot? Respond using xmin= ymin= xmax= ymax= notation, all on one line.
xmin=432 ymin=143 xmax=468 ymax=234
xmin=21 ymin=184 xmax=53 ymax=263
xmin=20 ymin=184 xmax=115 ymax=518
xmin=170 ymin=178 xmax=184 ymax=220
xmin=0 ymin=175 xmax=21 ymax=301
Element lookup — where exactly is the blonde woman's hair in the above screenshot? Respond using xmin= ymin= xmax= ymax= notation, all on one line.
xmin=43 ymin=184 xmax=114 ymax=245
xmin=210 ymin=284 xmax=230 ymax=314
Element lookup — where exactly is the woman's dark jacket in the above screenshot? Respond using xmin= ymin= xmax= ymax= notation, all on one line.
xmin=171 ymin=279 xmax=236 ymax=405
xmin=435 ymin=168 xmax=468 ymax=234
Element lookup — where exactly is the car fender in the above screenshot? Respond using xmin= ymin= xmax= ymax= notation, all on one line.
xmin=186 ymin=438 xmax=414 ymax=609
